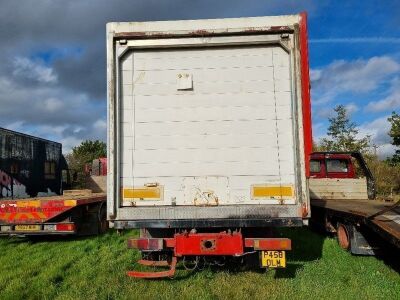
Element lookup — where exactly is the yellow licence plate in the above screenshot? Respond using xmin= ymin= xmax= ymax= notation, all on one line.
xmin=15 ymin=225 xmax=41 ymax=231
xmin=261 ymin=251 xmax=286 ymax=268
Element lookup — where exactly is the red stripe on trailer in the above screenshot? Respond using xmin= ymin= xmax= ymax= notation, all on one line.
xmin=31 ymin=211 xmax=41 ymax=220
xmin=0 ymin=194 xmax=106 ymax=224
xmin=300 ymin=12 xmax=312 ymax=177
xmin=8 ymin=212 xmax=16 ymax=221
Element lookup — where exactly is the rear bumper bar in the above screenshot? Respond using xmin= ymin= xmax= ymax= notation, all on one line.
xmin=126 ymin=232 xmax=291 ymax=278
xmin=114 ymin=217 xmax=304 ymax=229
xmin=0 ymin=223 xmax=76 ymax=236
xmin=128 ymin=232 xmax=292 ymax=256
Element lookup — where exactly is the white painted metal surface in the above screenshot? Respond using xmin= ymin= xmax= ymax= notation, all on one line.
xmin=120 ymin=45 xmax=296 ymax=206
xmin=107 ymin=14 xmax=309 ymax=222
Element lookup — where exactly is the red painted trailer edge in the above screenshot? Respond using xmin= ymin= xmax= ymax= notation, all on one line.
xmin=0 ymin=193 xmax=107 ymax=236
xmin=300 ymin=12 xmax=313 ymax=177
xmin=0 ymin=194 xmax=106 ymax=224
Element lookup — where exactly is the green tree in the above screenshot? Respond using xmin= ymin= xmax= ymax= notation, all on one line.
xmin=71 ymin=140 xmax=106 ymax=164
xmin=66 ymin=140 xmax=106 ymax=188
xmin=388 ymin=111 xmax=400 ymax=164
xmin=319 ymin=105 xmax=370 ymax=152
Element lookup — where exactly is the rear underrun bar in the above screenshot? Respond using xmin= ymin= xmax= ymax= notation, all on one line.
xmin=114 ymin=217 xmax=304 ymax=229
xmin=126 ymin=231 xmax=291 ymax=278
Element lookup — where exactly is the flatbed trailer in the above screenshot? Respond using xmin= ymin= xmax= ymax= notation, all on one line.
xmin=311 ymin=199 xmax=400 ymax=253
xmin=309 ymin=152 xmax=400 ymax=255
xmin=0 ymin=192 xmax=107 ymax=236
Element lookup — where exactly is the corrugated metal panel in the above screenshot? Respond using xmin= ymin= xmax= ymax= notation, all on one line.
xmin=119 ymin=44 xmax=295 ymax=206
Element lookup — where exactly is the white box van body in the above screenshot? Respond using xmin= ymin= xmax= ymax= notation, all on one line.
xmin=107 ymin=13 xmax=312 ymax=229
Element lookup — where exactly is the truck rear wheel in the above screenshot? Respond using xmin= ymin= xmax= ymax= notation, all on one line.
xmin=337 ymin=223 xmax=350 ymax=250
xmin=98 ymin=203 xmax=108 ymax=234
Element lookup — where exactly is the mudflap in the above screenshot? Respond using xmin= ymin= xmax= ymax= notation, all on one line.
xmin=346 ymin=224 xmax=380 ymax=256
xmin=74 ymin=202 xmax=107 ymax=236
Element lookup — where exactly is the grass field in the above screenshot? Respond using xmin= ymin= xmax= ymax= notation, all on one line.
xmin=0 ymin=228 xmax=399 ymax=300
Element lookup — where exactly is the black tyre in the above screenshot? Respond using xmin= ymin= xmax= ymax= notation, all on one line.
xmin=98 ymin=203 xmax=108 ymax=234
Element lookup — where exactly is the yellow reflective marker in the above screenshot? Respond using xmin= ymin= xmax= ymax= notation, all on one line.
xmin=17 ymin=200 xmax=40 ymax=208
xmin=123 ymin=186 xmax=163 ymax=200
xmin=64 ymin=200 xmax=77 ymax=207
xmin=251 ymin=185 xmax=293 ymax=199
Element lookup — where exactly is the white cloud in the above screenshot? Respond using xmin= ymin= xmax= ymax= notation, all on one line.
xmin=58 ymin=120 xmax=107 ymax=153
xmin=93 ymin=119 xmax=107 ymax=131
xmin=345 ymin=103 xmax=359 ymax=115
xmin=59 ymin=136 xmax=83 ymax=154
xmin=365 ymin=77 xmax=400 ymax=112
xmin=0 ymin=74 xmax=106 ymax=153
xmin=376 ymin=143 xmax=396 ymax=159
xmin=358 ymin=115 xmax=396 ymax=158
xmin=359 ymin=115 xmax=391 ymax=144
xmin=30 ymin=125 xmax=66 ymax=138
xmin=42 ymin=98 xmax=64 ymax=112
xmin=310 ymin=69 xmax=321 ymax=82
xmin=311 ymin=56 xmax=400 ymax=104
xmin=316 ymin=56 xmax=399 ymax=93
xmin=13 ymin=57 xmax=57 ymax=83
xmin=5 ymin=121 xmax=25 ymax=132
xmin=315 ymin=107 xmax=333 ymax=118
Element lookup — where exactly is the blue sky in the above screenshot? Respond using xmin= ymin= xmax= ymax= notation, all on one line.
xmin=0 ymin=0 xmax=398 ymax=157
xmin=307 ymin=1 xmax=400 ymax=156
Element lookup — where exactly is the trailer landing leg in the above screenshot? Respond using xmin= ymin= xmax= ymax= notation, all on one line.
xmin=127 ymin=256 xmax=177 ymax=279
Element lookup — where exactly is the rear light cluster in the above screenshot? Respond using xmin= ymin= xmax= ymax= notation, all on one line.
xmin=0 ymin=223 xmax=75 ymax=233
xmin=1 ymin=225 xmax=11 ymax=232
xmin=42 ymin=223 xmax=76 ymax=232
xmin=55 ymin=224 xmax=75 ymax=232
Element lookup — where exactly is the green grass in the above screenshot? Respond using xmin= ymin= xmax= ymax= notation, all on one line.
xmin=0 ymin=228 xmax=399 ymax=300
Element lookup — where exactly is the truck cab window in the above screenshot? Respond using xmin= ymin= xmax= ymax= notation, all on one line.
xmin=326 ymin=159 xmax=348 ymax=173
xmin=310 ymin=160 xmax=321 ymax=173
